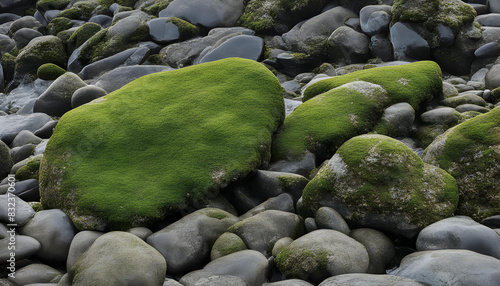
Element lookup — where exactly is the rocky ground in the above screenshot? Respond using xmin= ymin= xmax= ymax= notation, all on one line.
xmin=0 ymin=0 xmax=500 ymax=285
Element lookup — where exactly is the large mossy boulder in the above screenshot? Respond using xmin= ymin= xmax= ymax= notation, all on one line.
xmin=39 ymin=58 xmax=285 ymax=230
xmin=301 ymin=134 xmax=459 ymax=238
xmin=272 ymin=61 xmax=442 ymax=163
xmin=237 ymin=0 xmax=330 ymax=34
xmin=422 ymin=107 xmax=500 ymax=221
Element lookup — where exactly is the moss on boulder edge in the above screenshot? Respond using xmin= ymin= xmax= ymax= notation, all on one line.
xmin=301 ymin=134 xmax=458 ymax=238
xmin=422 ymin=107 xmax=500 ymax=221
xmin=39 ymin=58 xmax=285 ymax=230
xmin=303 ymin=61 xmax=442 ymax=107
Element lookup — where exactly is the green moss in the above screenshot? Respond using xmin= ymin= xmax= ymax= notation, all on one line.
xmin=141 ymin=0 xmax=171 ymax=16
xmin=1 ymin=53 xmax=16 ymax=81
xmin=303 ymin=61 xmax=442 ymax=109
xmin=37 ymin=63 xmax=67 ymax=80
xmin=16 ymin=156 xmax=42 ymax=181
xmin=417 ymin=125 xmax=448 ymax=148
xmin=36 ymin=0 xmax=71 ymax=11
xmin=165 ymin=17 xmax=199 ymax=40
xmin=275 ymin=247 xmax=328 ymax=280
xmin=204 ymin=208 xmax=233 ymax=220
xmin=15 ymin=36 xmax=67 ymax=77
xmin=47 ymin=17 xmax=73 ymax=35
xmin=491 ymin=87 xmax=500 ymax=104
xmin=39 ymin=58 xmax=285 ymax=230
xmin=28 ymin=202 xmax=43 ymax=212
xmin=68 ymin=23 xmax=102 ymax=49
xmin=272 ymin=81 xmax=391 ymax=162
xmin=145 ymin=54 xmax=163 ymax=65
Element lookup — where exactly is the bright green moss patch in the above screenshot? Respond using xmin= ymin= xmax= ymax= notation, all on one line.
xmin=39 ymin=58 xmax=284 ymax=230
xmin=16 ymin=156 xmax=42 ymax=181
xmin=166 ymin=17 xmax=199 ymax=40
xmin=303 ymin=61 xmax=442 ymax=109
xmin=272 ymin=81 xmax=390 ymax=162
xmin=37 ymin=63 xmax=66 ymax=80
xmin=47 ymin=17 xmax=73 ymax=35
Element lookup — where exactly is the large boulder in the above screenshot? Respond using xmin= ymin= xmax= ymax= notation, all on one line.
xmin=301 ymin=134 xmax=459 ymax=238
xmin=67 ymin=232 xmax=166 ymax=286
xmin=275 ymin=229 xmax=369 ymax=283
xmin=158 ymin=0 xmax=244 ymax=28
xmin=327 ymin=26 xmax=371 ymax=65
xmin=422 ymin=107 xmax=500 ymax=221
xmin=272 ymin=61 xmax=442 ymax=164
xmin=39 ymin=58 xmax=285 ymax=230
xmin=237 ymin=0 xmax=330 ymax=34
xmin=391 ymin=250 xmax=500 ymax=286
xmin=147 ymin=208 xmax=239 ymax=275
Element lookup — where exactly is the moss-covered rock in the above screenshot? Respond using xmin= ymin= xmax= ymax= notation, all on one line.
xmin=67 ymin=22 xmax=102 ymax=51
xmin=391 ymin=0 xmax=476 ymax=48
xmin=165 ymin=17 xmax=199 ymax=39
xmin=58 ymin=1 xmax=97 ymax=20
xmin=78 ymin=14 xmax=150 ymax=64
xmin=1 ymin=53 xmax=16 ymax=82
xmin=272 ymin=62 xmax=442 ymax=163
xmin=210 ymin=232 xmax=247 ymax=260
xmin=37 ymin=63 xmax=66 ymax=80
xmin=47 ymin=17 xmax=73 ymax=35
xmin=0 ymin=140 xmax=13 ymax=179
xmin=237 ymin=0 xmax=330 ymax=34
xmin=491 ymin=86 xmax=500 ymax=105
xmin=14 ymin=35 xmax=67 ymax=80
xmin=422 ymin=107 xmax=500 ymax=221
xmin=15 ymin=155 xmax=42 ymax=181
xmin=39 ymin=58 xmax=285 ymax=230
xmin=301 ymin=134 xmax=459 ymax=238
xmin=36 ymin=0 xmax=70 ymax=11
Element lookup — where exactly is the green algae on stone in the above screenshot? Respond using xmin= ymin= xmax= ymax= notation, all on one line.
xmin=36 ymin=0 xmax=71 ymax=11
xmin=47 ymin=17 xmax=73 ymax=35
xmin=303 ymin=61 xmax=443 ymax=107
xmin=16 ymin=155 xmax=42 ymax=181
xmin=39 ymin=58 xmax=285 ymax=230
xmin=68 ymin=22 xmax=102 ymax=49
xmin=37 ymin=63 xmax=66 ymax=80
xmin=14 ymin=36 xmax=67 ymax=79
xmin=422 ymin=107 xmax=500 ymax=221
xmin=165 ymin=17 xmax=199 ymax=40
xmin=301 ymin=134 xmax=459 ymax=238
xmin=272 ymin=81 xmax=391 ymax=162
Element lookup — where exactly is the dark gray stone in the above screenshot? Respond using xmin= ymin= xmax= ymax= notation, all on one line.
xmin=319 ymin=274 xmax=425 ymax=286
xmin=66 ymin=230 xmax=104 ymax=271
xmin=0 ymin=178 xmax=39 ymax=201
xmin=327 ymin=26 xmax=370 ymax=65
xmin=304 ymin=217 xmax=318 ymax=233
xmin=199 ymin=35 xmax=264 ymax=64
xmin=228 ymin=210 xmax=304 ymax=257
xmin=391 ymin=250 xmax=500 ymax=286
xmin=34 ymin=120 xmax=57 ymax=139
xmin=0 ymin=140 xmax=12 ymax=178
xmin=0 ymin=194 xmax=35 ymax=226
xmin=416 ymin=216 xmax=500 ymax=259
xmin=127 ymin=227 xmax=152 ymax=241
xmin=0 ymin=34 xmax=15 ymax=55
xmin=437 ymin=24 xmax=455 ymax=47
xmin=482 ymin=215 xmax=500 ymax=228
xmin=315 ymin=207 xmax=350 ymax=235
xmin=240 ymin=193 xmax=295 ymax=220
xmin=11 ymin=130 xmax=42 ymax=148
xmin=477 ymin=13 xmax=500 ymax=27
xmin=8 ymin=16 xmax=43 ymax=37
xmin=9 ymin=144 xmax=35 ymax=164
xmin=7 ymin=264 xmax=62 ymax=285
xmin=80 ymin=47 xmax=150 ymax=80
xmin=264 ymin=280 xmax=314 ymax=286
xmin=0 ymin=234 xmax=40 ymax=261
xmin=360 ymin=5 xmax=392 ymax=36
xmin=391 ymin=22 xmax=430 ymax=61
xmin=147 ymin=17 xmax=183 ymax=44
xmin=0 ymin=13 xmax=20 ymax=25
xmin=71 ymin=85 xmax=108 ymax=108
xmin=420 ymin=107 xmax=461 ymax=126
xmin=455 ymin=104 xmax=490 ymax=113
xmin=474 ymin=42 xmax=500 ymax=59
xmin=485 ymin=64 xmax=500 ymax=90
xmin=350 ymin=228 xmax=396 ymax=274
xmin=159 ymin=0 xmax=244 ymax=28
xmin=12 ymin=28 xmax=42 ymax=50
xmin=19 ymin=209 xmax=77 ymax=264
xmin=147 ymin=208 xmax=239 ymax=275
xmin=88 ymin=15 xmax=113 ymax=28
xmin=93 ymin=65 xmax=173 ymax=93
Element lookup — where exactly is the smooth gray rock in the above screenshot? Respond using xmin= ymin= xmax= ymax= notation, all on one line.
xmin=7 ymin=264 xmax=62 ymax=285
xmin=71 ymin=85 xmax=107 ymax=108
xmin=11 ymin=130 xmax=42 ymax=148
xmin=0 ymin=178 xmax=39 ymax=201
xmin=88 ymin=15 xmax=113 ymax=28
xmin=442 ymin=82 xmax=459 ymax=98
xmin=420 ymin=107 xmax=461 ymax=126
xmin=160 ymin=27 xmax=254 ymax=68
xmin=34 ymin=120 xmax=57 ymax=139
xmin=0 ymin=194 xmax=35 ymax=226
xmin=240 ymin=193 xmax=295 ymax=220
xmin=282 ymin=6 xmax=357 ymax=58
xmin=350 ymin=228 xmax=396 ymax=274
xmin=159 ymin=0 xmax=244 ymax=28
xmin=416 ymin=216 xmax=500 ymax=259
xmin=315 ymin=207 xmax=350 ymax=235
xmin=0 ymin=34 xmax=15 ymax=55
xmin=391 ymin=22 xmax=430 ymax=61
xmin=359 ymin=5 xmax=392 ymax=36
xmin=304 ymin=217 xmax=318 ymax=233
xmin=147 ymin=208 xmax=239 ymax=275
xmin=181 ymin=250 xmax=268 ymax=286
xmin=66 ymin=230 xmax=104 ymax=271
xmin=391 ymin=249 xmax=500 ymax=286
xmin=474 ymin=42 xmax=500 ymax=58
xmin=327 ymin=26 xmax=371 ymax=65
xmin=93 ymin=65 xmax=173 ymax=93
xmin=455 ymin=104 xmax=490 ymax=113
xmin=80 ymin=47 xmax=150 ymax=80
xmin=8 ymin=16 xmax=43 ymax=37
xmin=228 ymin=210 xmax=304 ymax=257
xmin=264 ymin=280 xmax=314 ymax=286
xmin=477 ymin=13 xmax=500 ymax=27
xmin=210 ymin=232 xmax=247 ymax=260
xmin=378 ymin=102 xmax=415 ymax=137
xmin=19 ymin=209 xmax=77 ymax=264
xmin=485 ymin=64 xmax=500 ymax=90
xmin=148 ymin=17 xmax=182 ymax=43
xmin=9 ymin=144 xmax=35 ymax=164
xmin=68 ymin=231 xmax=166 ymax=286
xmin=0 ymin=234 xmax=41 ymax=261
xmin=0 ymin=140 xmax=12 ymax=178
xmin=271 ymin=236 xmax=293 ymax=257
xmin=482 ymin=215 xmax=500 ymax=228
xmin=319 ymin=273 xmax=425 ymax=286
xmin=127 ymin=227 xmax=152 ymax=241
xmin=0 ymin=113 xmax=52 ymax=143
xmin=33 ymin=72 xmax=87 ymax=117
xmin=275 ymin=229 xmax=369 ymax=283
xmin=442 ymin=93 xmax=486 ymax=107
xmin=12 ymin=27 xmax=43 ymax=50
xmin=199 ymin=35 xmax=263 ymax=63
xmin=369 ymin=34 xmax=394 ymax=62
